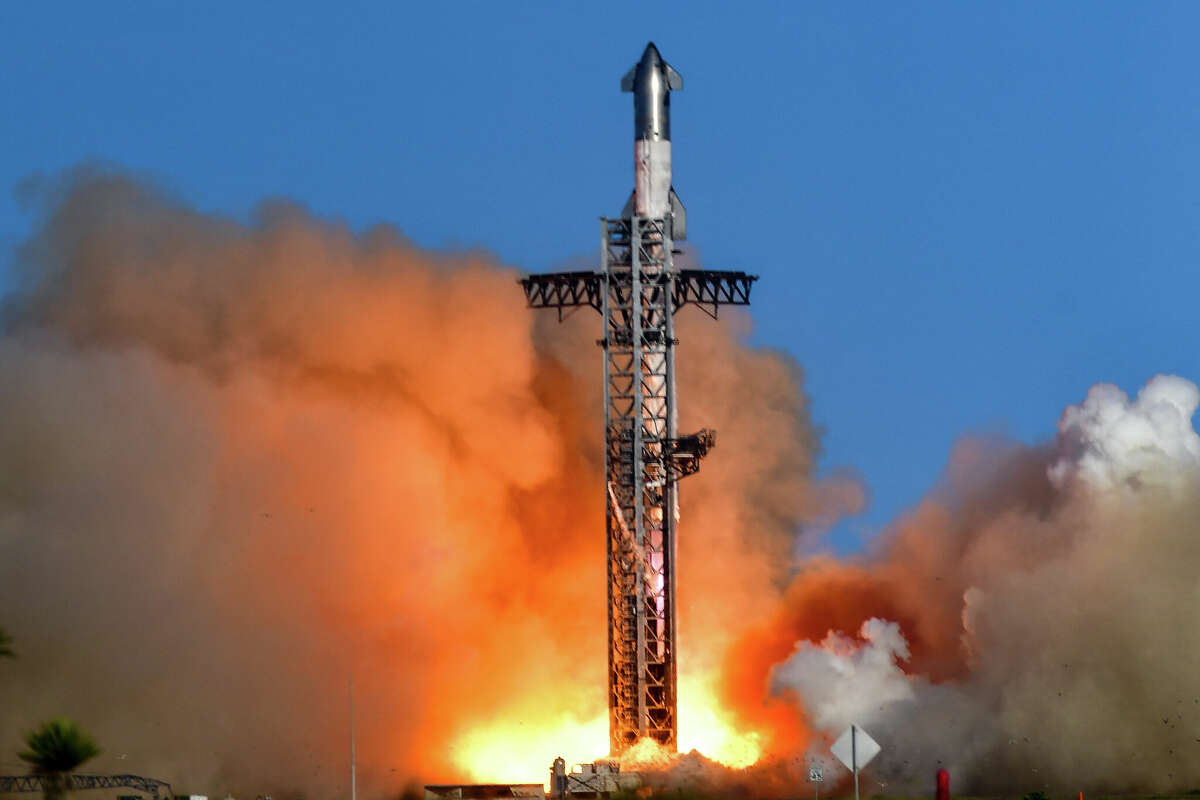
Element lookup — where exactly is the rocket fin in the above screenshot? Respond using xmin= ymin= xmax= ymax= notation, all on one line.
xmin=621 ymin=190 xmax=634 ymax=219
xmin=665 ymin=63 xmax=683 ymax=91
xmin=621 ymin=66 xmax=636 ymax=92
xmin=669 ymin=187 xmax=686 ymax=240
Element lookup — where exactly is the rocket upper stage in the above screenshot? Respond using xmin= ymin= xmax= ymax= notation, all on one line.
xmin=621 ymin=42 xmax=687 ymax=237
xmin=622 ymin=41 xmax=682 ymax=142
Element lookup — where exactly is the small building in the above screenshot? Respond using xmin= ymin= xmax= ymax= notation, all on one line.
xmin=423 ymin=784 xmax=545 ymax=800
xmin=549 ymin=758 xmax=641 ymax=799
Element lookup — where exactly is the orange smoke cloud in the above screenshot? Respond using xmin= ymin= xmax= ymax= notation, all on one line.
xmin=0 ymin=168 xmax=838 ymax=796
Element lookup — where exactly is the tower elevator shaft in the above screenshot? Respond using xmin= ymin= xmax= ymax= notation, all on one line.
xmin=603 ymin=216 xmax=679 ymax=750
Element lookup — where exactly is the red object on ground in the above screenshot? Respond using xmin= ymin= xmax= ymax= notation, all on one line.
xmin=936 ymin=769 xmax=950 ymax=800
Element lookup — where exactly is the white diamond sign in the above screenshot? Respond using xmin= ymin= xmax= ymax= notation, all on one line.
xmin=830 ymin=724 xmax=881 ymax=772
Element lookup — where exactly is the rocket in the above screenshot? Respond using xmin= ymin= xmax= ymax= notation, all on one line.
xmin=621 ymin=42 xmax=687 ymax=239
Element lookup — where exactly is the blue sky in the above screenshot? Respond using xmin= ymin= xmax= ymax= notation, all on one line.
xmin=4 ymin=2 xmax=1200 ymax=552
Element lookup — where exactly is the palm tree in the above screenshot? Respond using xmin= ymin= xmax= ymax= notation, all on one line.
xmin=18 ymin=718 xmax=101 ymax=800
xmin=0 ymin=627 xmax=13 ymax=658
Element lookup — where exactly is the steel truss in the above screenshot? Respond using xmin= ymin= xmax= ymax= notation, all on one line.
xmin=522 ymin=216 xmax=754 ymax=754
xmin=520 ymin=270 xmax=755 ymax=320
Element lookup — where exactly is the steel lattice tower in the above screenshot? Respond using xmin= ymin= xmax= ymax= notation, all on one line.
xmin=520 ymin=43 xmax=755 ymax=755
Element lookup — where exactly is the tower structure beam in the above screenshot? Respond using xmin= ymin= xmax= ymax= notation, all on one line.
xmin=521 ymin=269 xmax=755 ymax=318
xmin=521 ymin=234 xmax=754 ymax=752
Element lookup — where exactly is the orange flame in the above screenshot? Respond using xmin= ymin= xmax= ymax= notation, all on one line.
xmin=451 ymin=672 xmax=764 ymax=785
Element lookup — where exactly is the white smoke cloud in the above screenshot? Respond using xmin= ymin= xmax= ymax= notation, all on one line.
xmin=769 ymin=619 xmax=991 ymax=788
xmin=770 ymin=619 xmax=914 ymax=733
xmin=1049 ymin=374 xmax=1200 ymax=492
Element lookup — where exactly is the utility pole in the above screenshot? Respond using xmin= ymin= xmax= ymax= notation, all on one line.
xmin=349 ymin=676 xmax=356 ymax=800
xmin=852 ymin=724 xmax=859 ymax=800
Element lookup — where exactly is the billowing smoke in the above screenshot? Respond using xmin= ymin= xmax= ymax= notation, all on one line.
xmin=736 ymin=375 xmax=1200 ymax=794
xmin=7 ymin=166 xmax=1197 ymax=800
xmin=0 ymin=168 xmax=837 ymax=797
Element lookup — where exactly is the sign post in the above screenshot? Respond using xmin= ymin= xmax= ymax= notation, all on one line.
xmin=808 ymin=764 xmax=824 ymax=800
xmin=831 ymin=725 xmax=881 ymax=800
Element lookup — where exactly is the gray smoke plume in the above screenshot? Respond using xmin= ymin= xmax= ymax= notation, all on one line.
xmin=764 ymin=375 xmax=1200 ymax=795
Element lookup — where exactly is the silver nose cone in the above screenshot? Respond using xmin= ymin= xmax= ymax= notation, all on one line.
xmin=640 ymin=42 xmax=663 ymax=69
xmin=621 ymin=41 xmax=683 ymax=142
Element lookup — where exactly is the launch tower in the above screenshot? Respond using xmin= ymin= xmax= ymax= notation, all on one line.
xmin=520 ymin=43 xmax=756 ymax=754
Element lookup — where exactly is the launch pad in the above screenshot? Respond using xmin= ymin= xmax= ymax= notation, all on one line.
xmin=521 ymin=43 xmax=756 ymax=754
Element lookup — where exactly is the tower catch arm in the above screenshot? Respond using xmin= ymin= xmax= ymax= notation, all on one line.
xmin=520 ymin=269 xmax=757 ymax=321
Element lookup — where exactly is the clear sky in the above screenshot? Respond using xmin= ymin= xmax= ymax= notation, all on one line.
xmin=4 ymin=2 xmax=1199 ymax=552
